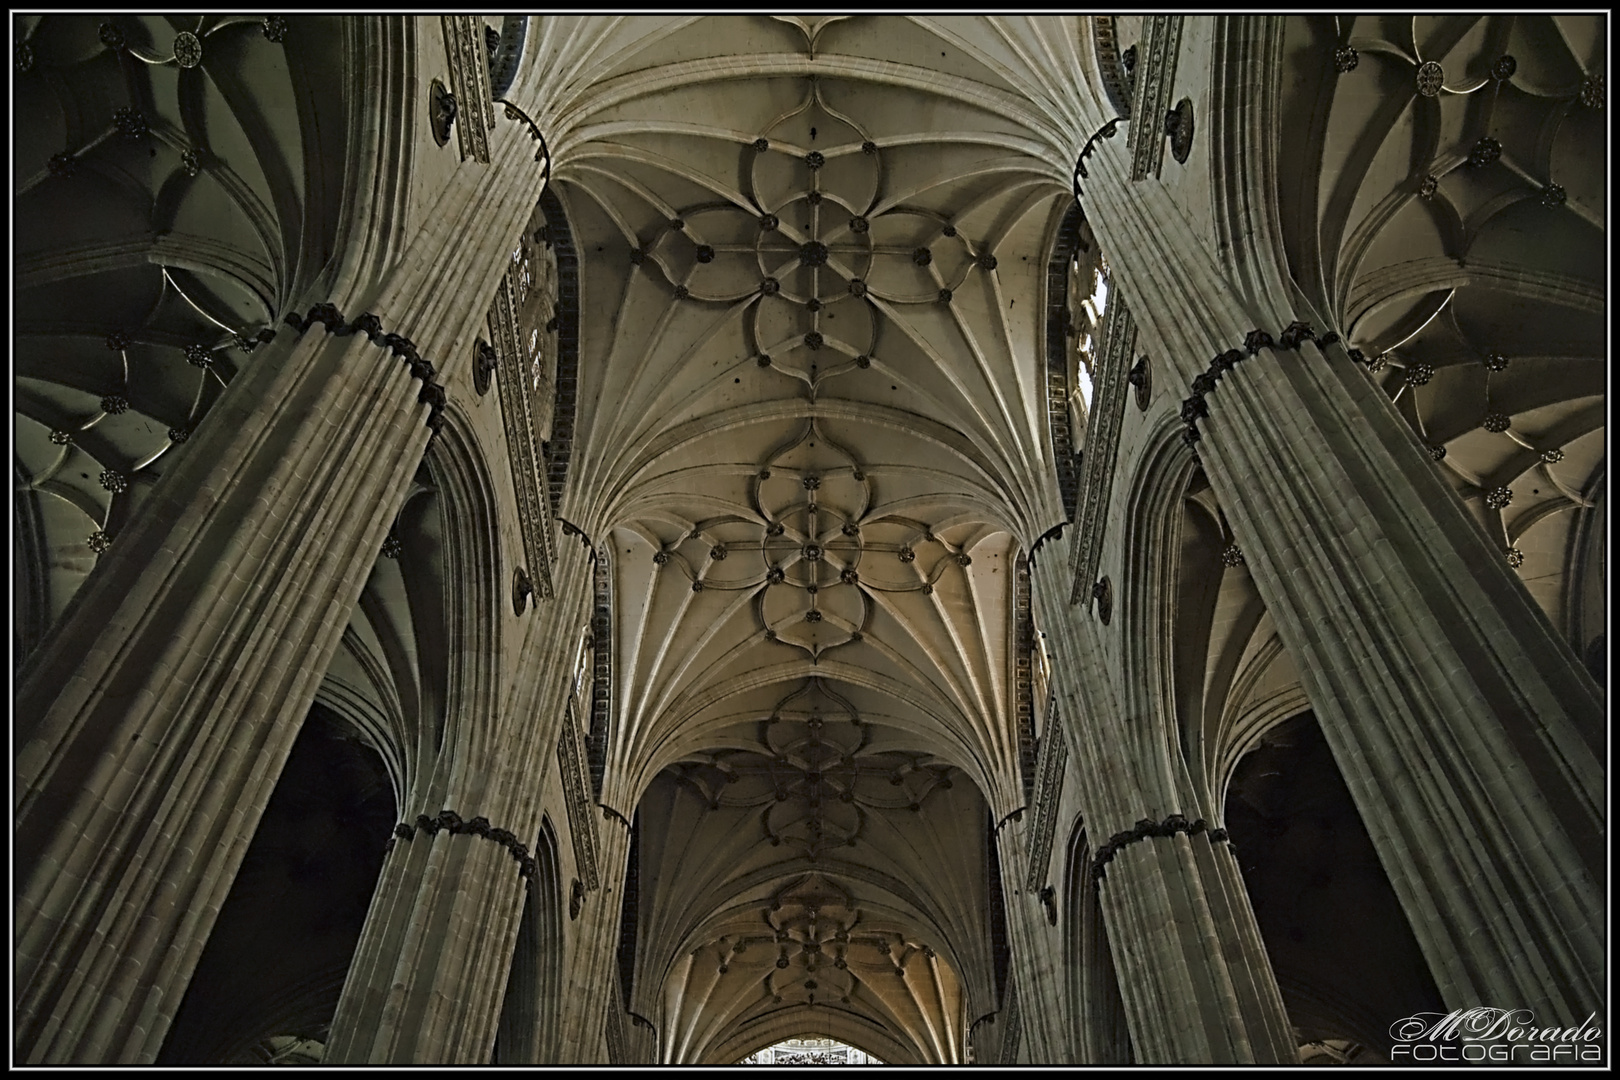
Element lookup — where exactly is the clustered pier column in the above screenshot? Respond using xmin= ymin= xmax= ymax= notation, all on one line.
xmin=13 ymin=60 xmax=551 ymax=1063
xmin=1078 ymin=130 xmax=1603 ymax=1028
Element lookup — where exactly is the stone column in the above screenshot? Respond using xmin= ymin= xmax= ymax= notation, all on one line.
xmin=12 ymin=61 xmax=550 ymax=1063
xmin=1031 ymin=553 xmax=1295 ymax=1064
xmin=559 ymin=814 xmax=636 ymax=1063
xmin=324 ymin=538 xmax=593 ymax=1064
xmin=994 ymin=816 xmax=1072 ymax=1061
xmin=1078 ymin=122 xmax=1604 ymax=1025
xmin=1091 ymin=824 xmax=1296 ymax=1063
xmin=326 ymin=819 xmax=531 ymax=1063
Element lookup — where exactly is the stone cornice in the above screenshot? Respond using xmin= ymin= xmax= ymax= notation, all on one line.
xmin=1127 ymin=16 xmax=1184 ymax=183
xmin=488 ymin=276 xmax=558 ymax=600
xmin=440 ymin=15 xmax=492 ymax=164
xmin=1022 ymin=715 xmax=1068 ymax=892
xmin=1068 ymin=296 xmax=1137 ymax=606
xmin=557 ymin=698 xmax=601 ymax=890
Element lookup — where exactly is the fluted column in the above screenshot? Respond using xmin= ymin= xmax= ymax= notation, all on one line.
xmin=327 ymin=822 xmax=530 ymax=1063
xmin=559 ymin=813 xmax=636 ymax=1063
xmin=12 ymin=50 xmax=550 ymax=1063
xmin=1077 ymin=112 xmax=1604 ymax=1024
xmin=1092 ymin=827 xmax=1295 ymax=1063
xmin=993 ymin=821 xmax=1071 ymax=1061
xmin=1031 ymin=543 xmax=1294 ymax=1063
xmin=325 ymin=536 xmax=592 ymax=1064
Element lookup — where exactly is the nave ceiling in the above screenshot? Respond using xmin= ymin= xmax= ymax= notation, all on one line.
xmin=502 ymin=15 xmax=1103 ymax=1059
xmin=11 ymin=13 xmax=1605 ymax=1067
xmin=1276 ymin=14 xmax=1606 ymax=669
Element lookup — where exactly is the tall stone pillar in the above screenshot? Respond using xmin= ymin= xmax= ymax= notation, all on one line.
xmin=994 ymin=814 xmax=1072 ymax=1061
xmin=1032 ymin=557 xmax=1295 ymax=1064
xmin=1091 ymin=824 xmax=1295 ymax=1063
xmin=325 ymin=535 xmax=593 ymax=1064
xmin=12 ymin=63 xmax=551 ymax=1061
xmin=327 ymin=821 xmax=531 ymax=1063
xmin=560 ymin=813 xmax=636 ymax=1063
xmin=1076 ymin=119 xmax=1604 ymax=1026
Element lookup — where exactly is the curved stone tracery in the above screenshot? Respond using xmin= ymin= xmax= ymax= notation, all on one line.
xmin=12 ymin=14 xmax=1604 ymax=1069
xmin=1279 ymin=13 xmax=1604 ymax=658
xmin=13 ymin=13 xmax=345 ymax=664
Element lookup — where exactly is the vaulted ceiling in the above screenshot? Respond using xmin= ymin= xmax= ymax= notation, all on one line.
xmin=507 ymin=15 xmax=1098 ymax=1061
xmin=13 ymin=14 xmax=347 ymax=663
xmin=14 ymin=14 xmax=1602 ymax=1067
xmin=1277 ymin=14 xmax=1606 ymax=669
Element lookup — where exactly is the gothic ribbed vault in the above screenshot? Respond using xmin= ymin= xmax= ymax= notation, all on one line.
xmin=506 ymin=15 xmax=1101 ymax=1059
xmin=10 ymin=13 xmax=1605 ymax=1069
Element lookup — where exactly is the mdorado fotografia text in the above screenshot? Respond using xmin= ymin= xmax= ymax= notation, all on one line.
xmin=1390 ymin=1008 xmax=1604 ymax=1062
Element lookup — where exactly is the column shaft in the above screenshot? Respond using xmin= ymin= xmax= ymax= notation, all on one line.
xmin=1097 ymin=834 xmax=1296 ymax=1063
xmin=1081 ymin=142 xmax=1603 ymax=1023
xmin=324 ymin=542 xmax=592 ymax=1063
xmin=13 ymin=104 xmax=547 ymax=1063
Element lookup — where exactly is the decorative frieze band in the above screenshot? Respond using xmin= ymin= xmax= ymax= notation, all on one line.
xmin=489 ymin=276 xmax=557 ymax=599
xmin=1091 ymin=16 xmax=1135 ymax=120
xmin=440 ymin=15 xmax=492 ymax=163
xmin=1014 ymin=555 xmax=1037 ymax=806
xmin=392 ymin=810 xmax=539 ymax=880
xmin=1068 ymin=295 xmax=1137 ymax=606
xmin=604 ymin=999 xmax=629 ymax=1064
xmin=1045 ymin=205 xmax=1085 ymax=521
xmin=557 ymin=697 xmax=601 ymax=890
xmin=1023 ymin=714 xmax=1068 ymax=891
xmin=1090 ymin=814 xmax=1232 ymax=888
xmin=1127 ymin=15 xmax=1184 ymax=181
xmin=282 ymin=302 xmax=448 ymax=435
xmin=588 ymin=545 xmax=613 ymax=800
xmin=538 ymin=187 xmax=581 ymax=517
xmin=1177 ymin=322 xmax=1338 ymax=451
xmin=999 ymin=979 xmax=1023 ymax=1064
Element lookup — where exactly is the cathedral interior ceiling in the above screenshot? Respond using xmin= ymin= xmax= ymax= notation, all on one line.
xmin=1278 ymin=15 xmax=1605 ymax=654
xmin=12 ymin=13 xmax=1604 ymax=1066
xmin=14 ymin=14 xmax=346 ymax=661
xmin=504 ymin=16 xmax=1103 ymax=1057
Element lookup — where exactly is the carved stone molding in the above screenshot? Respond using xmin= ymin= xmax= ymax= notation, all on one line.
xmin=440 ymin=15 xmax=492 ymax=163
xmin=999 ymin=979 xmax=1022 ymax=1064
xmin=1069 ymin=296 xmax=1137 ymax=606
xmin=604 ymin=999 xmax=629 ymax=1064
xmin=1091 ymin=16 xmax=1134 ymax=119
xmin=1089 ymin=815 xmax=1231 ymax=888
xmin=489 ymin=269 xmax=558 ymax=600
xmin=556 ymin=698 xmax=600 ymax=890
xmin=1177 ymin=322 xmax=1330 ymax=451
xmin=1023 ymin=715 xmax=1068 ymax=891
xmin=281 ymin=303 xmax=448 ymax=435
xmin=1014 ymin=556 xmax=1037 ymax=805
xmin=539 ymin=188 xmax=581 ymax=517
xmin=1045 ymin=205 xmax=1085 ymax=520
xmin=391 ymin=810 xmax=540 ymax=881
xmin=588 ymin=545 xmax=614 ymax=801
xmin=1127 ymin=16 xmax=1185 ymax=181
